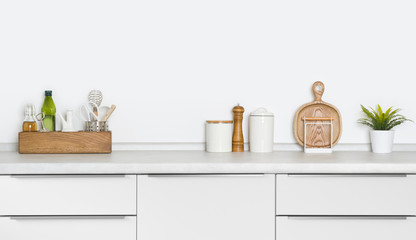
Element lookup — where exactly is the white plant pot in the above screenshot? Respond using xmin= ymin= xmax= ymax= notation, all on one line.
xmin=370 ymin=130 xmax=395 ymax=153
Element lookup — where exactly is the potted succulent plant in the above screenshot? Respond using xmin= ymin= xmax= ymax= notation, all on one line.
xmin=358 ymin=105 xmax=412 ymax=153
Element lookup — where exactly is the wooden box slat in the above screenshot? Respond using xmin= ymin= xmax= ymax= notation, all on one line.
xmin=19 ymin=132 xmax=112 ymax=154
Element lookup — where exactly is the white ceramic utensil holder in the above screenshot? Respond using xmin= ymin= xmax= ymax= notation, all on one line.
xmin=205 ymin=121 xmax=233 ymax=152
xmin=249 ymin=108 xmax=274 ymax=152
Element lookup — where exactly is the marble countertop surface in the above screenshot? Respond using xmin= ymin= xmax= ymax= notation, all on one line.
xmin=1 ymin=151 xmax=416 ymax=174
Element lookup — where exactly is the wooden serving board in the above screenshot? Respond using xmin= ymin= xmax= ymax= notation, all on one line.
xmin=294 ymin=81 xmax=342 ymax=148
xmin=19 ymin=131 xmax=112 ymax=154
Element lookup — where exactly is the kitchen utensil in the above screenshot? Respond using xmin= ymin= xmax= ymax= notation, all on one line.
xmin=88 ymin=90 xmax=103 ymax=117
xmin=205 ymin=120 xmax=233 ymax=152
xmin=85 ymin=121 xmax=108 ymax=132
xmin=232 ymin=105 xmax=245 ymax=152
xmin=35 ymin=112 xmax=49 ymax=132
xmin=102 ymin=105 xmax=116 ymax=122
xmin=58 ymin=110 xmax=77 ymax=132
xmin=80 ymin=102 xmax=100 ymax=121
xmin=80 ymin=102 xmax=111 ymax=121
xmin=294 ymin=81 xmax=342 ymax=149
xmin=249 ymin=108 xmax=274 ymax=152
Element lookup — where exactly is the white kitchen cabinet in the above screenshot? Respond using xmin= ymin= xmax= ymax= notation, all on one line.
xmin=138 ymin=174 xmax=275 ymax=240
xmin=276 ymin=173 xmax=416 ymax=215
xmin=0 ymin=175 xmax=136 ymax=215
xmin=276 ymin=216 xmax=416 ymax=240
xmin=0 ymin=216 xmax=136 ymax=240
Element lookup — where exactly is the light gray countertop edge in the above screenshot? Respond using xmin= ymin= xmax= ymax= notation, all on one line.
xmin=1 ymin=151 xmax=416 ymax=174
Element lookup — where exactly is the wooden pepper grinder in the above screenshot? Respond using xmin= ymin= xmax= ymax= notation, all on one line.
xmin=232 ymin=104 xmax=245 ymax=152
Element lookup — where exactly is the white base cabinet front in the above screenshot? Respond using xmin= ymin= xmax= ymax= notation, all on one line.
xmin=0 ymin=175 xmax=136 ymax=215
xmin=276 ymin=174 xmax=416 ymax=215
xmin=138 ymin=174 xmax=275 ymax=240
xmin=0 ymin=216 xmax=136 ymax=240
xmin=276 ymin=216 xmax=416 ymax=240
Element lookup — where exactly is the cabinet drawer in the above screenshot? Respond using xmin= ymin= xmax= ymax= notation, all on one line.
xmin=276 ymin=174 xmax=416 ymax=215
xmin=276 ymin=216 xmax=416 ymax=240
xmin=0 ymin=216 xmax=136 ymax=240
xmin=0 ymin=175 xmax=136 ymax=215
xmin=138 ymin=174 xmax=275 ymax=240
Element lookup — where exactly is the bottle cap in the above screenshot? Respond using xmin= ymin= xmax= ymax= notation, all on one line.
xmin=45 ymin=90 xmax=52 ymax=96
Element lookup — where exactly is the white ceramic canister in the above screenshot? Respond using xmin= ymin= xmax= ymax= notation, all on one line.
xmin=205 ymin=120 xmax=233 ymax=152
xmin=249 ymin=108 xmax=274 ymax=152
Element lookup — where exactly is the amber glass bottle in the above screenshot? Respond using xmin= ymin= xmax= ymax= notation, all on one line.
xmin=22 ymin=104 xmax=37 ymax=132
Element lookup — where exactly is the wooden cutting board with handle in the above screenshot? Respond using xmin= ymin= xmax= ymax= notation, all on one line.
xmin=294 ymin=81 xmax=342 ymax=148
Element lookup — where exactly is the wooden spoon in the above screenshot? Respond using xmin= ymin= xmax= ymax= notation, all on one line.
xmin=102 ymin=105 xmax=116 ymax=122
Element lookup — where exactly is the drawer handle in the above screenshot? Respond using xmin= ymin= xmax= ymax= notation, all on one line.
xmin=147 ymin=174 xmax=265 ymax=177
xmin=10 ymin=174 xmax=126 ymax=178
xmin=286 ymin=174 xmax=408 ymax=178
xmin=9 ymin=216 xmax=127 ymax=220
xmin=286 ymin=216 xmax=409 ymax=220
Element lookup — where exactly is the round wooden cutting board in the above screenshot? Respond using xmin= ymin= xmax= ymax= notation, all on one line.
xmin=294 ymin=81 xmax=342 ymax=148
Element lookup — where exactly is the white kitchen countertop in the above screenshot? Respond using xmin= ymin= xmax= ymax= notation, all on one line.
xmin=1 ymin=151 xmax=416 ymax=174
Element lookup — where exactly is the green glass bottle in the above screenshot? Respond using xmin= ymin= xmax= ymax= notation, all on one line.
xmin=41 ymin=90 xmax=56 ymax=131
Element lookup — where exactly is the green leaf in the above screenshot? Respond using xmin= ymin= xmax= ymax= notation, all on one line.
xmin=358 ymin=104 xmax=412 ymax=130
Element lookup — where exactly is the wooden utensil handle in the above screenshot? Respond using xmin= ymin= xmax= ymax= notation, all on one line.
xmin=312 ymin=81 xmax=325 ymax=102
xmin=102 ymin=105 xmax=116 ymax=122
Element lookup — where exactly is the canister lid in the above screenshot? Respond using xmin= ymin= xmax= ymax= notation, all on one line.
xmin=250 ymin=107 xmax=274 ymax=116
xmin=206 ymin=120 xmax=233 ymax=124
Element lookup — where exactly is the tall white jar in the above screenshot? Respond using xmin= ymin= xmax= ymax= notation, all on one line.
xmin=205 ymin=121 xmax=233 ymax=152
xmin=249 ymin=108 xmax=274 ymax=152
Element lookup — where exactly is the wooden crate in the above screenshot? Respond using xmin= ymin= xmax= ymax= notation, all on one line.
xmin=19 ymin=131 xmax=112 ymax=154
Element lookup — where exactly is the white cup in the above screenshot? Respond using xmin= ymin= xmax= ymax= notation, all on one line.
xmin=205 ymin=121 xmax=233 ymax=152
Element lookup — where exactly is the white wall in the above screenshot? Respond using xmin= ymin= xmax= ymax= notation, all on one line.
xmin=1 ymin=0 xmax=416 ymax=145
